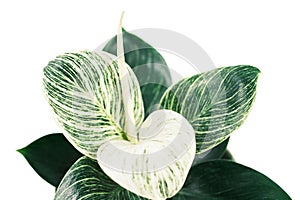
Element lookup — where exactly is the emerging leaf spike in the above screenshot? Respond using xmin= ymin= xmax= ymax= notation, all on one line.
xmin=117 ymin=12 xmax=137 ymax=142
xmin=117 ymin=11 xmax=126 ymax=70
xmin=117 ymin=12 xmax=139 ymax=143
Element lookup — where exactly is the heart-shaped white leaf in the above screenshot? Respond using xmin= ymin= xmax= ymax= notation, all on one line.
xmin=97 ymin=109 xmax=196 ymax=200
xmin=43 ymin=51 xmax=144 ymax=159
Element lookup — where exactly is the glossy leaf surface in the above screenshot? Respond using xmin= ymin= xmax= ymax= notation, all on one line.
xmin=43 ymin=51 xmax=144 ymax=159
xmin=18 ymin=133 xmax=82 ymax=187
xmin=160 ymin=65 xmax=260 ymax=154
xmin=173 ymin=160 xmax=291 ymax=200
xmin=55 ymin=156 xmax=146 ymax=200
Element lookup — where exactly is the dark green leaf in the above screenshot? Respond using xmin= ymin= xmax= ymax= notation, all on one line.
xmin=17 ymin=133 xmax=82 ymax=187
xmin=173 ymin=160 xmax=291 ymax=200
xmin=55 ymin=156 xmax=146 ymax=200
xmin=103 ymin=28 xmax=172 ymax=117
xmin=160 ymin=65 xmax=260 ymax=154
xmin=221 ymin=150 xmax=234 ymax=161
xmin=192 ymin=138 xmax=229 ymax=166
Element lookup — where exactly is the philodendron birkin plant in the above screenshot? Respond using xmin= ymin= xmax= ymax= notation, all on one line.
xmin=18 ymin=14 xmax=291 ymax=200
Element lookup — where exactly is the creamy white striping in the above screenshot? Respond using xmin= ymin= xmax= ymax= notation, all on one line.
xmin=159 ymin=65 xmax=260 ymax=154
xmin=117 ymin=12 xmax=142 ymax=142
xmin=43 ymin=51 xmax=144 ymax=159
xmin=97 ymin=110 xmax=196 ymax=199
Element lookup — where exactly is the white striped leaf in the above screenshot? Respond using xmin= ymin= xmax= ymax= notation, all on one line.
xmin=94 ymin=16 xmax=195 ymax=199
xmin=97 ymin=109 xmax=196 ymax=200
xmin=43 ymin=51 xmax=144 ymax=159
xmin=55 ymin=156 xmax=147 ymax=200
xmin=44 ymin=50 xmax=196 ymax=199
xmin=160 ymin=65 xmax=260 ymax=154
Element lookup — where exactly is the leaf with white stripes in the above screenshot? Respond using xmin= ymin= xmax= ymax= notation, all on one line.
xmin=160 ymin=65 xmax=260 ymax=154
xmin=97 ymin=109 xmax=196 ymax=199
xmin=55 ymin=156 xmax=147 ymax=200
xmin=43 ymin=51 xmax=144 ymax=159
xmin=44 ymin=50 xmax=196 ymax=199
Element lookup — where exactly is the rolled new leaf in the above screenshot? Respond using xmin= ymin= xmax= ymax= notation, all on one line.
xmin=102 ymin=29 xmax=172 ymax=117
xmin=160 ymin=65 xmax=260 ymax=154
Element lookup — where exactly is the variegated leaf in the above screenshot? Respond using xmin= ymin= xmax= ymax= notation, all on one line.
xmin=97 ymin=109 xmax=196 ymax=200
xmin=55 ymin=156 xmax=147 ymax=200
xmin=160 ymin=65 xmax=260 ymax=154
xmin=43 ymin=51 xmax=144 ymax=159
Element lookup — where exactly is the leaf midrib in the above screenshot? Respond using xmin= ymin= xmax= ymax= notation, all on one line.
xmin=190 ymin=72 xmax=258 ymax=123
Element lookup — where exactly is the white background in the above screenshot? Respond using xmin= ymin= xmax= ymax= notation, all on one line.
xmin=1 ymin=0 xmax=299 ymax=199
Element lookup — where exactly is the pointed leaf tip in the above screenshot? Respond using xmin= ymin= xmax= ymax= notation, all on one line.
xmin=17 ymin=133 xmax=82 ymax=187
xmin=16 ymin=148 xmax=23 ymax=154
